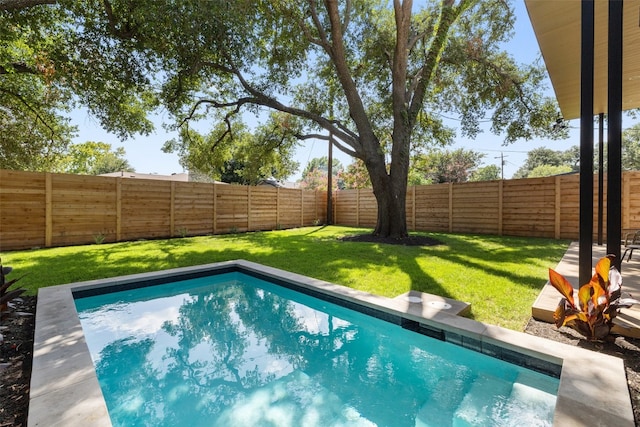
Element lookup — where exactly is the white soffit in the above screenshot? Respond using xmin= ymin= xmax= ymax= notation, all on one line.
xmin=525 ymin=0 xmax=640 ymax=120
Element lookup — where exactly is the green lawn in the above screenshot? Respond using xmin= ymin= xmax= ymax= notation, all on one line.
xmin=2 ymin=226 xmax=569 ymax=330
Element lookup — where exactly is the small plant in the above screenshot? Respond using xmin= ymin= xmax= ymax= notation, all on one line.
xmin=229 ymin=226 xmax=238 ymax=234
xmin=93 ymin=232 xmax=106 ymax=244
xmin=177 ymin=227 xmax=189 ymax=238
xmin=0 ymin=258 xmax=25 ymax=315
xmin=549 ymin=255 xmax=639 ymax=340
xmin=313 ymin=218 xmax=322 ymax=226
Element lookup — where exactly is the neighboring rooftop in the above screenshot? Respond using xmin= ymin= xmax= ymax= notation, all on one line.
xmin=99 ymin=171 xmax=190 ymax=181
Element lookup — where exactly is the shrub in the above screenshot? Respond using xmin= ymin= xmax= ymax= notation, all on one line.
xmin=549 ymin=255 xmax=639 ymax=340
xmin=0 ymin=258 xmax=25 ymax=315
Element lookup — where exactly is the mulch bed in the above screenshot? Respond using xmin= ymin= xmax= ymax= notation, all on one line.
xmin=0 ymin=296 xmax=35 ymax=427
xmin=1 ymin=248 xmax=639 ymax=426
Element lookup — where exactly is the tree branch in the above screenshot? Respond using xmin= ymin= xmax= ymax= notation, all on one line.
xmin=0 ymin=0 xmax=55 ymax=11
xmin=341 ymin=0 xmax=351 ymax=35
xmin=0 ymin=87 xmax=56 ymax=140
xmin=408 ymin=0 xmax=473 ymax=123
xmin=0 ymin=62 xmax=38 ymax=75
xmin=323 ymin=0 xmax=377 ymax=151
xmin=226 ymin=58 xmax=362 ymax=152
xmin=306 ymin=0 xmax=332 ymax=52
xmin=464 ymin=53 xmax=535 ymax=113
xmin=189 ymin=47 xmax=365 ymax=157
xmin=295 ymin=133 xmax=358 ymax=158
xmin=102 ymin=0 xmax=138 ymax=40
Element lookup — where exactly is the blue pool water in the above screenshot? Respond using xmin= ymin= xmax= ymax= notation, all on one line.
xmin=74 ymin=271 xmax=558 ymax=427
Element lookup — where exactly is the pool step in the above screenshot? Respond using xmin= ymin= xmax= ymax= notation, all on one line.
xmin=415 ymin=369 xmax=558 ymax=426
xmin=414 ymin=375 xmax=471 ymax=427
xmin=500 ymin=371 xmax=557 ymax=425
xmin=451 ymin=373 xmax=513 ymax=426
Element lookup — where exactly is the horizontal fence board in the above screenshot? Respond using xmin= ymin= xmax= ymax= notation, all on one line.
xmin=0 ymin=170 xmax=47 ymax=250
xmin=0 ymin=170 xmax=326 ymax=250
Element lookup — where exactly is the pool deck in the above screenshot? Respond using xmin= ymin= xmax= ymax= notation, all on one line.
xmin=532 ymin=241 xmax=640 ymax=338
xmin=29 ymin=259 xmax=635 ymax=426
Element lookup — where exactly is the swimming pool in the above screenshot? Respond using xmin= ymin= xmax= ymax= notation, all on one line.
xmin=28 ymin=260 xmax=635 ymax=426
xmin=74 ymin=271 xmax=558 ymax=426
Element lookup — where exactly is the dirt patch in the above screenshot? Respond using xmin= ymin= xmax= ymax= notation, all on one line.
xmin=0 ymin=296 xmax=35 ymax=427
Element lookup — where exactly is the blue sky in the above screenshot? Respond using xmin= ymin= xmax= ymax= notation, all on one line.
xmin=69 ymin=1 xmax=613 ymax=180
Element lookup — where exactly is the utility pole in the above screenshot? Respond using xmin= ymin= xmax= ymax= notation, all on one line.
xmin=327 ymin=133 xmax=333 ymax=225
xmin=326 ymin=89 xmax=335 ymax=225
xmin=495 ymin=153 xmax=506 ymax=180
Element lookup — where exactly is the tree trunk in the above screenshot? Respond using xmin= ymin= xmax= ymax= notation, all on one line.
xmin=372 ymin=177 xmax=408 ymax=238
xmin=366 ymin=149 xmax=409 ymax=239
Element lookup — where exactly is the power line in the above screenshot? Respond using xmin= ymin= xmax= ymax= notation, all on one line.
xmin=477 ymin=148 xmax=529 ymax=154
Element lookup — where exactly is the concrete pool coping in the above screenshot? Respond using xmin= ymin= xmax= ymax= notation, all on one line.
xmin=29 ymin=260 xmax=634 ymax=426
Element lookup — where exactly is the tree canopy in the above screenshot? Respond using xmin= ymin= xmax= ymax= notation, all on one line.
xmin=0 ymin=2 xmax=74 ymax=170
xmin=412 ymin=148 xmax=485 ymax=184
xmin=1 ymin=0 xmax=158 ymax=171
xmin=164 ymin=115 xmax=300 ymax=184
xmin=298 ymin=157 xmax=344 ymax=191
xmin=55 ymin=141 xmax=134 ymax=175
xmin=622 ymin=124 xmax=640 ymax=171
xmin=469 ymin=164 xmax=501 ymax=182
xmin=341 ymin=159 xmax=372 ymax=189
xmin=301 ymin=157 xmax=344 ymax=180
xmin=513 ymin=146 xmax=579 ymax=179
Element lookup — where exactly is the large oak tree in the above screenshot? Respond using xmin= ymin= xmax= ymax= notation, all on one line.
xmin=132 ymin=0 xmax=558 ymax=238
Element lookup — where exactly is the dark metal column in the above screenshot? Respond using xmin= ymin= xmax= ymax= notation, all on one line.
xmin=579 ymin=0 xmax=595 ymax=286
xmin=607 ymin=0 xmax=623 ymax=267
xmin=598 ymin=112 xmax=604 ymax=246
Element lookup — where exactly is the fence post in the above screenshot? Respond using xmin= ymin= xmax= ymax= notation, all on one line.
xmin=623 ymin=171 xmax=631 ymax=230
xmin=498 ymin=180 xmax=503 ymax=236
xmin=213 ymin=183 xmax=217 ymax=235
xmin=45 ymin=172 xmax=52 ymax=247
xmin=170 ymin=181 xmax=175 ymax=237
xmin=448 ymin=182 xmax=453 ymax=233
xmin=412 ymin=186 xmax=416 ymax=231
xmin=300 ymin=189 xmax=304 ymax=227
xmin=248 ymin=186 xmax=252 ymax=231
xmin=555 ymin=176 xmax=562 ymax=239
xmin=116 ymin=177 xmax=122 ymax=242
xmin=276 ymin=187 xmax=280 ymax=228
xmin=333 ymin=190 xmax=337 ymax=224
xmin=356 ymin=189 xmax=360 ymax=227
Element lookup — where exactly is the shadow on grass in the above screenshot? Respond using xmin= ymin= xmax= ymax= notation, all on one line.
xmin=5 ymin=227 xmax=569 ymax=327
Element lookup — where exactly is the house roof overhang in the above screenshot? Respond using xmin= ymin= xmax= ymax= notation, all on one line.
xmin=524 ymin=0 xmax=640 ymax=120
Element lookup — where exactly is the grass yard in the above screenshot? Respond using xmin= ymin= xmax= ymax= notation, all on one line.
xmin=2 ymin=226 xmax=569 ymax=330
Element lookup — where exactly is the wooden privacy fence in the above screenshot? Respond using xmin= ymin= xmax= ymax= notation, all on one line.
xmin=0 ymin=169 xmax=327 ymax=251
xmin=334 ymin=171 xmax=640 ymax=240
xmin=3 ymin=169 xmax=640 ymax=251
